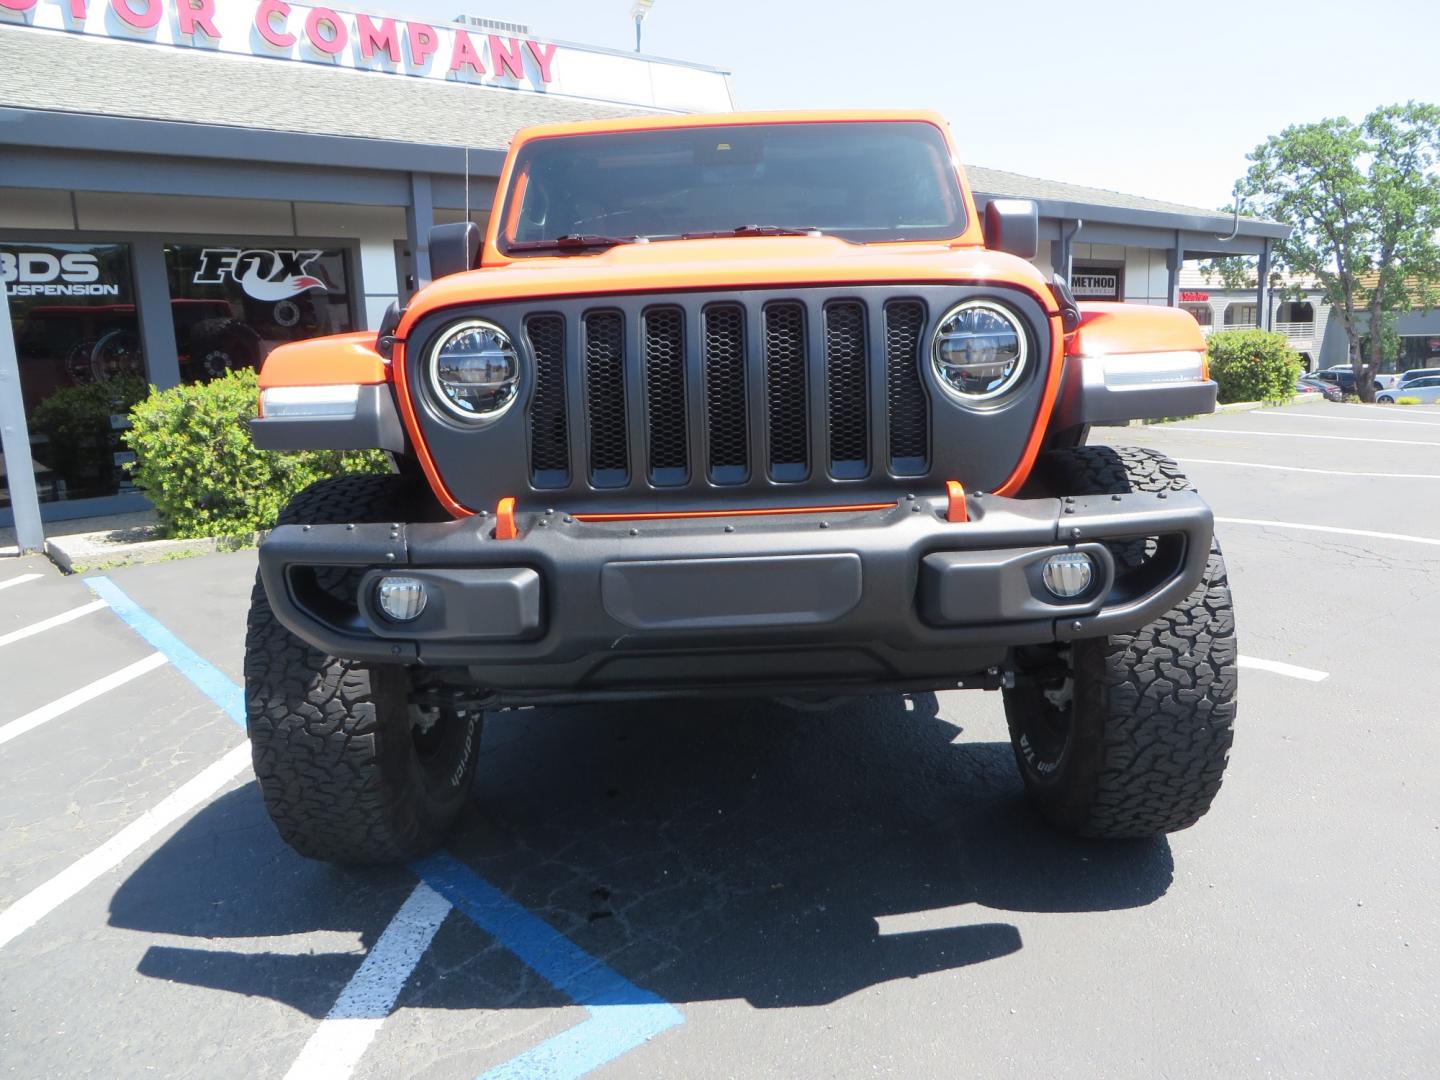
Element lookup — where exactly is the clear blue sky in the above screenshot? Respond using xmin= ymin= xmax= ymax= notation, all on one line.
xmin=393 ymin=0 xmax=1440 ymax=211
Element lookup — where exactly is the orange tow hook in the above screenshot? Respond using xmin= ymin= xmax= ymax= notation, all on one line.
xmin=495 ymin=497 xmax=518 ymax=540
xmin=945 ymin=481 xmax=969 ymax=523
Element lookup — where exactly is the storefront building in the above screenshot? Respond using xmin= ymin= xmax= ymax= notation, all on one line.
xmin=1 ymin=0 xmax=1285 ymax=540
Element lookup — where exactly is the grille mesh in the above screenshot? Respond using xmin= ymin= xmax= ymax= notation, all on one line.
xmin=884 ymin=301 xmax=929 ymax=474
xmin=643 ymin=307 xmax=687 ymax=483
xmin=702 ymin=304 xmax=748 ymax=483
xmin=524 ymin=293 xmax=944 ymax=493
xmin=584 ymin=310 xmax=628 ymax=484
xmin=525 ymin=314 xmax=569 ymax=486
xmin=763 ymin=302 xmax=809 ymax=480
xmin=824 ymin=302 xmax=868 ymax=477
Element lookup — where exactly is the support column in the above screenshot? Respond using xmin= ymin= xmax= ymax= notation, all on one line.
xmin=1257 ymin=239 xmax=1272 ymax=330
xmin=1051 ymin=219 xmax=1080 ymax=280
xmin=406 ymin=173 xmax=435 ymax=289
xmin=133 ymin=240 xmax=180 ymax=391
xmin=1167 ymin=231 xmax=1185 ymax=307
xmin=0 ymin=288 xmax=45 ymax=552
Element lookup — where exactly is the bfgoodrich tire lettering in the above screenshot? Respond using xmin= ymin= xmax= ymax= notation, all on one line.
xmin=1003 ymin=446 xmax=1237 ymax=838
xmin=244 ymin=474 xmax=481 ymax=864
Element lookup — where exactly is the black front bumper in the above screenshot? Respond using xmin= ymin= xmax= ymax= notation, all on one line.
xmin=258 ymin=490 xmax=1213 ymax=701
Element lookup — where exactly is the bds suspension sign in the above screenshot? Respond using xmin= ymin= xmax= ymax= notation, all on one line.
xmin=0 ymin=0 xmax=560 ymax=90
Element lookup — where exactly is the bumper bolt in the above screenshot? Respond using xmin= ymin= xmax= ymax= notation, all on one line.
xmin=1071 ymin=620 xmax=1082 ymax=631
xmin=629 ymin=528 xmax=639 ymax=536
xmin=563 ymin=515 xmax=574 ymax=523
xmin=1158 ymin=491 xmax=1168 ymax=499
xmin=1070 ymin=527 xmax=1081 ymax=539
xmin=819 ymin=521 xmax=830 ymax=529
xmin=346 ymin=523 xmax=355 ymax=530
xmin=724 ymin=525 xmax=735 ymax=533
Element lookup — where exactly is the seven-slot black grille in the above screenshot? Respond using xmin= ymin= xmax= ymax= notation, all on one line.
xmin=521 ymin=293 xmax=934 ymax=492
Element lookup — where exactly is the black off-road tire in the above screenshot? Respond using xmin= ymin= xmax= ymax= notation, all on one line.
xmin=244 ymin=474 xmax=482 ymax=864
xmin=1003 ymin=445 xmax=1237 ymax=838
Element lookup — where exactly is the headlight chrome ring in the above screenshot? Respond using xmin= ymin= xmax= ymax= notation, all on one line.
xmin=931 ymin=300 xmax=1029 ymax=403
xmin=427 ymin=319 xmax=521 ymax=423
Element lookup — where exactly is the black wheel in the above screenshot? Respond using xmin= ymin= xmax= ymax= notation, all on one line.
xmin=244 ymin=474 xmax=481 ymax=864
xmin=1003 ymin=446 xmax=1237 ymax=838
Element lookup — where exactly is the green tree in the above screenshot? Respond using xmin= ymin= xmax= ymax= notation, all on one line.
xmin=1216 ymin=103 xmax=1440 ymax=401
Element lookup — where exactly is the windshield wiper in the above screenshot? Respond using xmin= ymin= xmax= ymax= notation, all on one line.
xmin=507 ymin=234 xmax=645 ymax=253
xmin=680 ymin=225 xmax=823 ymax=239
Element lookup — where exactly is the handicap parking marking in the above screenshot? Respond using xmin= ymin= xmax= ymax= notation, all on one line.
xmin=85 ymin=576 xmax=244 ymax=725
xmin=417 ymin=853 xmax=685 ymax=1080
xmin=56 ymin=575 xmax=685 ymax=1079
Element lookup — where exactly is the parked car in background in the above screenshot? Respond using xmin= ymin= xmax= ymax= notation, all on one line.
xmin=1395 ymin=367 xmax=1440 ymax=390
xmin=1377 ymin=375 xmax=1440 ymax=404
xmin=1316 ymin=365 xmax=1385 ymax=393
xmin=1298 ymin=375 xmax=1343 ymax=401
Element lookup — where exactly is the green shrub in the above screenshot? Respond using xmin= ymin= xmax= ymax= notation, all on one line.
xmin=125 ymin=368 xmax=388 ymax=538
xmin=1204 ymin=329 xmax=1303 ymax=405
xmin=1396 ymin=396 xmax=1422 ymax=405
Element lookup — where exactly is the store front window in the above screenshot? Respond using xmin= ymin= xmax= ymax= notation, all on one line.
xmin=1181 ymin=304 xmax=1213 ymax=326
xmin=2 ymin=242 xmax=145 ymax=508
xmin=163 ymin=244 xmax=353 ymax=382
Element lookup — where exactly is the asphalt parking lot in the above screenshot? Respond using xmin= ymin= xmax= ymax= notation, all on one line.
xmin=2 ymin=399 xmax=1438 ymax=1079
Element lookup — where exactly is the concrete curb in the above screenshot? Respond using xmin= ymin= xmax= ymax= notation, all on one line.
xmin=46 ymin=530 xmax=265 ymax=574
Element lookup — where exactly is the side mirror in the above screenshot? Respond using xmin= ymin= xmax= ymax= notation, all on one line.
xmin=982 ymin=199 xmax=1039 ymax=260
xmin=427 ymin=222 xmax=481 ymax=280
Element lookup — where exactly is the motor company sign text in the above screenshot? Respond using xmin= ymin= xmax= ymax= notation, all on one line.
xmin=1 ymin=0 xmax=558 ymax=89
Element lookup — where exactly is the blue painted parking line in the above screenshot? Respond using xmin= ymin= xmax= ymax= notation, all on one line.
xmin=85 ymin=576 xmax=245 ymax=727
xmin=416 ymin=853 xmax=684 ymax=1080
xmin=85 ymin=575 xmax=685 ymax=1077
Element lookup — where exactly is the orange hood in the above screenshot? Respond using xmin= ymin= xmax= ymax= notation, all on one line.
xmin=396 ymin=236 xmax=1058 ymax=338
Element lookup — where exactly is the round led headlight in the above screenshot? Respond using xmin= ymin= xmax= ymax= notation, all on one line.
xmin=931 ymin=300 xmax=1029 ymax=402
xmin=428 ymin=320 xmax=520 ymax=422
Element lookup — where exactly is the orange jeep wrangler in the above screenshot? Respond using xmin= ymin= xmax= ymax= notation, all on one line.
xmin=246 ymin=111 xmax=1235 ymax=864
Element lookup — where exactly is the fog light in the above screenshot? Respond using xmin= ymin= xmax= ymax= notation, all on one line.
xmin=1041 ymin=552 xmax=1094 ymax=599
xmin=377 ymin=576 xmax=428 ymax=621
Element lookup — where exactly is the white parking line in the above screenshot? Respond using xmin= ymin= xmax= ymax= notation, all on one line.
xmin=1254 ymin=410 xmax=1440 ymax=428
xmin=0 ymin=652 xmax=167 ymax=748
xmin=283 ymin=882 xmax=452 ymax=1080
xmin=1217 ymin=516 xmax=1440 ymax=548
xmin=1238 ymin=656 xmax=1329 ymax=682
xmin=1327 ymin=401 xmax=1440 ymax=421
xmin=0 ymin=599 xmax=108 ymax=649
xmin=0 ymin=742 xmax=252 ymax=951
xmin=1170 ymin=457 xmax=1440 ymax=480
xmin=1165 ymin=427 xmax=1440 ymax=448
xmin=0 ymin=573 xmax=44 ymax=592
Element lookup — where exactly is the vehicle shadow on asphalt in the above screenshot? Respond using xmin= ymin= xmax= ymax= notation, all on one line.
xmin=110 ymin=693 xmax=1175 ymax=1015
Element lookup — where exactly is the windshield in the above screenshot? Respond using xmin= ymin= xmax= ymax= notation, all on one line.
xmin=499 ymin=121 xmax=966 ymax=254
